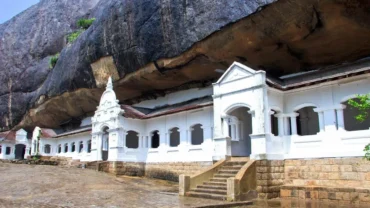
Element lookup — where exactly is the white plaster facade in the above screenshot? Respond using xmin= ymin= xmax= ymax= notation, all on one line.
xmin=19 ymin=62 xmax=369 ymax=162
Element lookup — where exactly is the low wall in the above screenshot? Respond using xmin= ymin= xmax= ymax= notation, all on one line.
xmin=280 ymin=185 xmax=370 ymax=206
xmin=0 ymin=159 xmax=58 ymax=166
xmin=284 ymin=157 xmax=370 ymax=188
xmin=256 ymin=160 xmax=285 ymax=199
xmin=98 ymin=161 xmax=213 ymax=182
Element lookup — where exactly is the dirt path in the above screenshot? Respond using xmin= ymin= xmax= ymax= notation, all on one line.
xmin=0 ymin=163 xmax=222 ymax=208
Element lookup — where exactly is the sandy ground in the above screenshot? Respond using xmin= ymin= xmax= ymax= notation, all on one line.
xmin=0 ymin=163 xmax=223 ymax=208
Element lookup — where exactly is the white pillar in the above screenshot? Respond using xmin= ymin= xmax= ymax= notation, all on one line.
xmin=222 ymin=117 xmax=229 ymax=138
xmin=336 ymin=105 xmax=346 ymax=131
xmin=314 ymin=109 xmax=325 ymax=133
xmin=276 ymin=114 xmax=285 ymax=136
xmin=138 ymin=135 xmax=142 ymax=148
xmin=289 ymin=113 xmax=299 ymax=135
xmin=213 ymin=98 xmax=224 ymax=139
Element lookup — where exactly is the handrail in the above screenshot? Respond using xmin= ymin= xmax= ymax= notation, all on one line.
xmin=179 ymin=158 xmax=229 ymax=196
xmin=227 ymin=160 xmax=256 ymax=201
xmin=189 ymin=158 xmax=228 ymax=189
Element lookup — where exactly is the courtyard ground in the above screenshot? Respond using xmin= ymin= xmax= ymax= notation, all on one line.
xmin=0 ymin=163 xmax=225 ymax=208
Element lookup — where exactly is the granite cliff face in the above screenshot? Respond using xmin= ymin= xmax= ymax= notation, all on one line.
xmin=1 ymin=0 xmax=370 ymax=131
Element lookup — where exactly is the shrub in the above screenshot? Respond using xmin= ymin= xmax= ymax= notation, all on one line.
xmin=67 ymin=30 xmax=84 ymax=43
xmin=348 ymin=94 xmax=370 ymax=160
xmin=77 ymin=18 xmax=96 ymax=29
xmin=49 ymin=53 xmax=60 ymax=69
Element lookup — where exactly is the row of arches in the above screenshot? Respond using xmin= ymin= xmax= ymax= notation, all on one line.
xmin=45 ymin=140 xmax=92 ymax=154
xmin=124 ymin=124 xmax=205 ymax=149
xmin=270 ymin=98 xmax=370 ymax=136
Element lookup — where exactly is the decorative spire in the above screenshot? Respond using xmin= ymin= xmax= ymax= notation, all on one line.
xmin=106 ymin=76 xmax=113 ymax=90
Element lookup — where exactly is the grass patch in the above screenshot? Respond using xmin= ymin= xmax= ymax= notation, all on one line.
xmin=49 ymin=53 xmax=60 ymax=69
xmin=77 ymin=18 xmax=96 ymax=29
xmin=67 ymin=30 xmax=84 ymax=43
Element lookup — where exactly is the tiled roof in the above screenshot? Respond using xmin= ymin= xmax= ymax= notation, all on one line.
xmin=0 ymin=131 xmax=16 ymax=141
xmin=40 ymin=128 xmax=58 ymax=138
xmin=121 ymin=96 xmax=213 ymax=119
xmin=52 ymin=126 xmax=92 ymax=138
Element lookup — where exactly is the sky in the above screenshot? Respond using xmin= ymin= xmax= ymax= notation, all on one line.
xmin=0 ymin=0 xmax=39 ymax=24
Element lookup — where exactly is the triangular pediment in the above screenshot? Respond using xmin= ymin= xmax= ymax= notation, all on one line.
xmin=216 ymin=62 xmax=257 ymax=84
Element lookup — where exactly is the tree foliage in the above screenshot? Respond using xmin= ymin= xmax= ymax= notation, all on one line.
xmin=348 ymin=94 xmax=370 ymax=160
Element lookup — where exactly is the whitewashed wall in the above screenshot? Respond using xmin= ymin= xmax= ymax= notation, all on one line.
xmin=118 ymin=107 xmax=214 ymax=163
xmin=268 ymin=74 xmax=370 ymax=159
xmin=39 ymin=132 xmax=91 ymax=161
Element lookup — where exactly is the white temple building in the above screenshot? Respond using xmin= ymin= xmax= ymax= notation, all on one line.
xmin=1 ymin=61 xmax=369 ymax=163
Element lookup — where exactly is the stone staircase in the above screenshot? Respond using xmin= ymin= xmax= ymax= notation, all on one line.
xmin=185 ymin=160 xmax=248 ymax=200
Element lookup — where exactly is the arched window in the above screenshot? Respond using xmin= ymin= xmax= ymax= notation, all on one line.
xmin=126 ymin=131 xmax=139 ymax=149
xmin=87 ymin=140 xmax=91 ymax=153
xmin=191 ymin=124 xmax=204 ymax=145
xmin=58 ymin=144 xmax=61 ymax=153
xmin=342 ymin=98 xmax=370 ymax=131
xmin=151 ymin=131 xmax=160 ymax=148
xmin=296 ymin=106 xmax=319 ymax=136
xmin=64 ymin=143 xmax=68 ymax=153
xmin=79 ymin=141 xmax=83 ymax=153
xmin=169 ymin=127 xmax=180 ymax=147
xmin=71 ymin=142 xmax=76 ymax=152
xmin=44 ymin=144 xmax=51 ymax=154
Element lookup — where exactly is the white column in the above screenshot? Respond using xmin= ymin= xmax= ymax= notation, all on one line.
xmin=276 ymin=114 xmax=285 ymax=136
xmin=213 ymin=98 xmax=224 ymax=139
xmin=84 ymin=140 xmax=88 ymax=153
xmin=318 ymin=112 xmax=325 ymax=132
xmin=1 ymin=145 xmax=6 ymax=158
xmin=289 ymin=113 xmax=299 ymax=135
xmin=314 ymin=109 xmax=325 ymax=133
xmin=138 ymin=135 xmax=142 ymax=148
xmin=336 ymin=105 xmax=346 ymax=131
xmin=267 ymin=110 xmax=274 ymax=135
xmin=222 ymin=117 xmax=229 ymax=138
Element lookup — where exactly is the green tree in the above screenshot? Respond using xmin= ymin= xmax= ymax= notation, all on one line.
xmin=348 ymin=94 xmax=370 ymax=160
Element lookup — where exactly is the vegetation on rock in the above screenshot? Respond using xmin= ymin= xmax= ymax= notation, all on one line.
xmin=348 ymin=94 xmax=370 ymax=160
xmin=67 ymin=18 xmax=95 ymax=44
xmin=49 ymin=53 xmax=60 ymax=69
xmin=67 ymin=30 xmax=84 ymax=43
xmin=77 ymin=18 xmax=96 ymax=29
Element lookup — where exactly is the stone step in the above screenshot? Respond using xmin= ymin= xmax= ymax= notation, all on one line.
xmin=210 ymin=178 xmax=227 ymax=182
xmin=218 ymin=170 xmax=239 ymax=174
xmin=191 ymin=188 xmax=227 ymax=195
xmin=220 ymin=166 xmax=242 ymax=171
xmin=203 ymin=181 xmax=227 ymax=186
xmin=225 ymin=161 xmax=247 ymax=165
xmin=185 ymin=191 xmax=226 ymax=201
xmin=197 ymin=185 xmax=227 ymax=190
xmin=213 ymin=174 xmax=235 ymax=178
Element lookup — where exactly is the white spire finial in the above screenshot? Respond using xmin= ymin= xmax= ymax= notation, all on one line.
xmin=106 ymin=76 xmax=113 ymax=90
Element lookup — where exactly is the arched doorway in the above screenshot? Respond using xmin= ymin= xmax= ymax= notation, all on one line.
xmin=225 ymin=106 xmax=252 ymax=156
xmin=102 ymin=127 xmax=109 ymax=161
xmin=15 ymin=144 xmax=26 ymax=160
